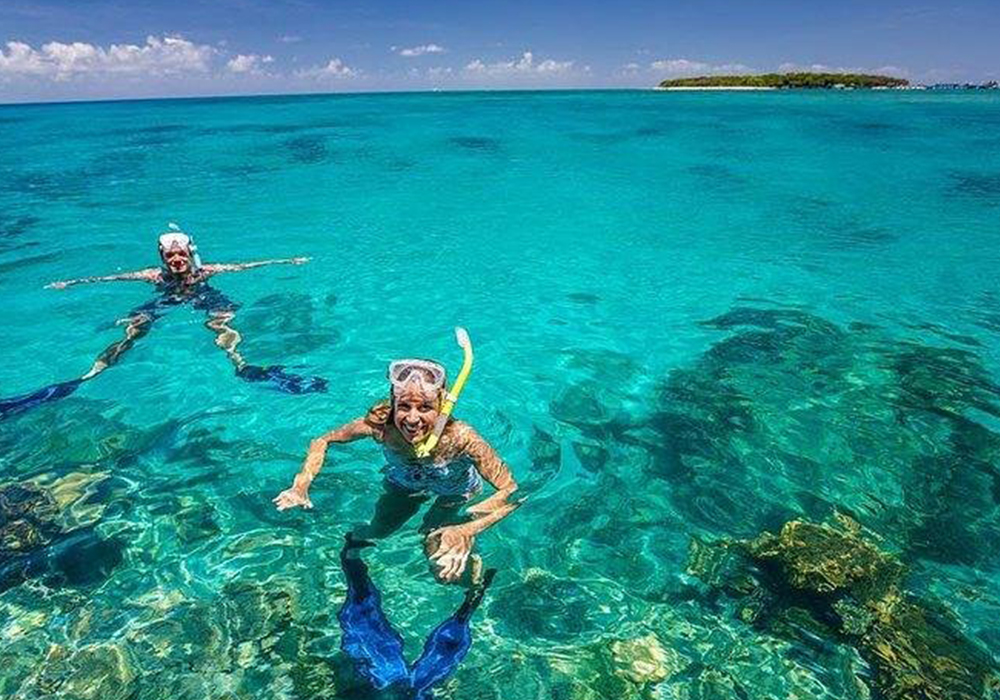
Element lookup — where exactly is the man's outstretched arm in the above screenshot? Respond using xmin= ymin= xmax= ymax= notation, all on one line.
xmin=202 ymin=257 xmax=310 ymax=274
xmin=46 ymin=269 xmax=160 ymax=289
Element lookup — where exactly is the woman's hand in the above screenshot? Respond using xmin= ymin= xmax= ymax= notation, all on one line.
xmin=425 ymin=526 xmax=475 ymax=583
xmin=273 ymin=487 xmax=313 ymax=511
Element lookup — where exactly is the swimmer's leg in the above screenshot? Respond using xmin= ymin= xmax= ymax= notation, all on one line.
xmin=1 ymin=311 xmax=154 ymax=420
xmin=355 ymin=482 xmax=428 ymax=541
xmin=337 ymin=533 xmax=409 ymax=690
xmin=81 ymin=312 xmax=156 ymax=381
xmin=409 ymin=568 xmax=497 ymax=697
xmin=205 ymin=310 xmax=246 ymax=370
xmin=418 ymin=497 xmax=473 ymax=534
xmin=210 ymin=309 xmax=329 ymax=395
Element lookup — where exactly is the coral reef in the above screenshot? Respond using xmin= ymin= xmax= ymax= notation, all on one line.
xmin=689 ymin=518 xmax=999 ymax=700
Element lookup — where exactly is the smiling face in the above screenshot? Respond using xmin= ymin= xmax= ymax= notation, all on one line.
xmin=392 ymin=384 xmax=441 ymax=445
xmin=160 ymin=245 xmax=192 ymax=275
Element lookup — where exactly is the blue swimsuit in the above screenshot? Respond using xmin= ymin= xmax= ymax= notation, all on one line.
xmin=381 ymin=446 xmax=483 ymax=498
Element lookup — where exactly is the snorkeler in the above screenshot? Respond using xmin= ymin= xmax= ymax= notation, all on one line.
xmin=338 ymin=532 xmax=496 ymax=697
xmin=274 ymin=328 xmax=520 ymax=585
xmin=0 ymin=225 xmax=325 ymax=420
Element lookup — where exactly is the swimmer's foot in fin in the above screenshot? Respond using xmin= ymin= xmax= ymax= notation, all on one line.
xmin=236 ymin=364 xmax=328 ymax=394
xmin=341 ymin=531 xmax=377 ymax=560
xmin=457 ymin=567 xmax=497 ymax=622
xmin=340 ymin=532 xmax=380 ymax=595
xmin=0 ymin=378 xmax=83 ymax=421
xmin=337 ymin=533 xmax=409 ymax=689
xmin=409 ymin=568 xmax=498 ymax=696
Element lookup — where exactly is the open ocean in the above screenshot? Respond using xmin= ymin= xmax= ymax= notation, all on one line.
xmin=1 ymin=89 xmax=999 ymax=699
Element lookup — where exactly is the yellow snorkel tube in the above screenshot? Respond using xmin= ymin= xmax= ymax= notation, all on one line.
xmin=414 ymin=327 xmax=474 ymax=458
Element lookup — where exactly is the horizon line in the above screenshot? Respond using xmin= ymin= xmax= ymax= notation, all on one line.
xmin=2 ymin=80 xmax=996 ymax=109
xmin=0 ymin=86 xmax=653 ymax=109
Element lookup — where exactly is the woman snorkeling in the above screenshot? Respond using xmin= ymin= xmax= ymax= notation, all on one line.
xmin=274 ymin=329 xmax=520 ymax=585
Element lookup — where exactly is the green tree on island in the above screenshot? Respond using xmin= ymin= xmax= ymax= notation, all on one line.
xmin=658 ymin=72 xmax=909 ymax=88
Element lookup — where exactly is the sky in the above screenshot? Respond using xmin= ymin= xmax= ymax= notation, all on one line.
xmin=0 ymin=0 xmax=998 ymax=103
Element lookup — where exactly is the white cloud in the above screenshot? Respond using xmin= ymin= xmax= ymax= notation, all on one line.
xmin=397 ymin=43 xmax=446 ymax=58
xmin=0 ymin=35 xmax=213 ymax=81
xmin=779 ymin=62 xmax=849 ymax=73
xmin=295 ymin=57 xmax=357 ymax=79
xmin=427 ymin=66 xmax=453 ymax=78
xmin=650 ymin=58 xmax=753 ymax=76
xmin=464 ymin=51 xmax=573 ymax=76
xmin=226 ymin=53 xmax=274 ymax=75
xmin=279 ymin=35 xmax=302 ymax=44
xmin=777 ymin=62 xmax=907 ymax=76
xmin=536 ymin=58 xmax=573 ymax=73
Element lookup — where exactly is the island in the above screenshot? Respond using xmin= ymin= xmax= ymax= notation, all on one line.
xmin=657 ymin=72 xmax=910 ymax=90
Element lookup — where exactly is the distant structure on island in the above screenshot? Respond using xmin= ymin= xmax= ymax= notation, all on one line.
xmin=926 ymin=80 xmax=999 ymax=90
xmin=658 ymin=72 xmax=909 ymax=90
xmin=657 ymin=72 xmax=1000 ymax=91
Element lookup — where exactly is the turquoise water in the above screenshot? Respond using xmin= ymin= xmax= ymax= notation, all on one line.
xmin=1 ymin=90 xmax=999 ymax=698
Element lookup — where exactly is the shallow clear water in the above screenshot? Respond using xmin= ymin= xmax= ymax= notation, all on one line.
xmin=1 ymin=90 xmax=999 ymax=698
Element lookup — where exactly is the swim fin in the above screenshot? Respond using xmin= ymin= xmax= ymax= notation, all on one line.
xmin=337 ymin=533 xmax=410 ymax=689
xmin=409 ymin=569 xmax=497 ymax=697
xmin=236 ymin=364 xmax=328 ymax=394
xmin=0 ymin=378 xmax=83 ymax=421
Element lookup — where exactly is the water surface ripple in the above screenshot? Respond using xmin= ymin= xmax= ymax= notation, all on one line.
xmin=1 ymin=90 xmax=999 ymax=699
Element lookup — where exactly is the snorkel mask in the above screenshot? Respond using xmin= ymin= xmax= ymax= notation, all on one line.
xmin=158 ymin=222 xmax=202 ymax=273
xmin=389 ymin=359 xmax=448 ymax=395
xmin=389 ymin=328 xmax=474 ymax=458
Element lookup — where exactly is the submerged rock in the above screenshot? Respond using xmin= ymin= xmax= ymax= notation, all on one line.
xmin=29 ymin=642 xmax=136 ymax=700
xmin=0 ymin=484 xmax=61 ymax=565
xmin=0 ymin=480 xmax=121 ymax=593
xmin=535 ymin=631 xmax=685 ymax=700
xmin=609 ymin=633 xmax=680 ymax=684
xmin=0 ymin=406 xmax=183 ymax=477
xmin=220 ymin=577 xmax=296 ymax=645
xmin=489 ymin=568 xmax=618 ymax=644
xmin=691 ymin=518 xmax=1000 ymax=700
xmin=550 ymin=380 xmax=617 ymax=431
xmin=747 ymin=518 xmax=903 ymax=602
xmin=620 ymin=307 xmax=1000 ymax=568
xmin=172 ymin=498 xmax=221 ymax=544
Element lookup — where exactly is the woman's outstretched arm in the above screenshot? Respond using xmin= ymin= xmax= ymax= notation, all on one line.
xmin=273 ymin=417 xmax=375 ymax=511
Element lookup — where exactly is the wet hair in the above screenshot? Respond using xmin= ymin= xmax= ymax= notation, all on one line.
xmin=364 ymin=401 xmax=393 ymax=429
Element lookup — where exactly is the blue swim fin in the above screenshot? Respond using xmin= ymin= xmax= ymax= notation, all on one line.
xmin=409 ymin=568 xmax=497 ymax=697
xmin=236 ymin=364 xmax=328 ymax=394
xmin=0 ymin=378 xmax=83 ymax=421
xmin=337 ymin=533 xmax=410 ymax=690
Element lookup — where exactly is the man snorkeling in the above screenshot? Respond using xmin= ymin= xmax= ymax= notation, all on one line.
xmin=274 ymin=328 xmax=520 ymax=585
xmin=0 ymin=225 xmax=325 ymax=420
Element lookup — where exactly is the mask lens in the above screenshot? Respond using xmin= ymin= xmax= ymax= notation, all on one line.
xmin=159 ymin=233 xmax=191 ymax=251
xmin=389 ymin=360 xmax=445 ymax=390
